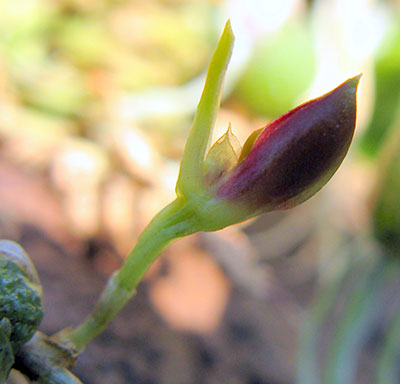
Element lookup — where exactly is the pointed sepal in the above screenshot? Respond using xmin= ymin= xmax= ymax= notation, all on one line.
xmin=203 ymin=124 xmax=241 ymax=187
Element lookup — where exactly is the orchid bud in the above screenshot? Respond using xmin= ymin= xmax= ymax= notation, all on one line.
xmin=201 ymin=76 xmax=360 ymax=226
xmin=176 ymin=20 xmax=360 ymax=231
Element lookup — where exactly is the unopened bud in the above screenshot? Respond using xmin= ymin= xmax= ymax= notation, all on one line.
xmin=214 ymin=76 xmax=360 ymax=217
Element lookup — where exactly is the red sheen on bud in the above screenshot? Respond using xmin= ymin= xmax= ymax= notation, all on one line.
xmin=216 ymin=75 xmax=360 ymax=212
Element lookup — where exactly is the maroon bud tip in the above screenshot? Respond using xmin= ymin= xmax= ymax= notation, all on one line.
xmin=216 ymin=76 xmax=360 ymax=214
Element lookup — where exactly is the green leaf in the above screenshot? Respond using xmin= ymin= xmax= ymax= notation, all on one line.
xmin=176 ymin=20 xmax=234 ymax=198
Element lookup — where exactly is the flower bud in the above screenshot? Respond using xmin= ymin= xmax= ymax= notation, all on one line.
xmin=214 ymin=76 xmax=360 ymax=216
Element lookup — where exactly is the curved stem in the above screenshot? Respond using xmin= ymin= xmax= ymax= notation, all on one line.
xmin=54 ymin=20 xmax=234 ymax=353
xmin=60 ymin=198 xmax=199 ymax=351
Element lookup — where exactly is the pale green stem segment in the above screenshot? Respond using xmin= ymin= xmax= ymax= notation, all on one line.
xmin=62 ymin=199 xmax=200 ymax=351
xmin=176 ymin=20 xmax=234 ymax=198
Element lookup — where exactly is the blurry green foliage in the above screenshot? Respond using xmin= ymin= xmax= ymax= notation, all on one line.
xmin=373 ymin=130 xmax=400 ymax=253
xmin=56 ymin=16 xmax=114 ymax=68
xmin=18 ymin=63 xmax=91 ymax=117
xmin=0 ymin=0 xmax=215 ymax=118
xmin=360 ymin=21 xmax=400 ymax=157
xmin=234 ymin=22 xmax=316 ymax=118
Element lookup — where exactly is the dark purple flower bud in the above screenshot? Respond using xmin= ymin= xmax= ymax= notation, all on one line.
xmin=215 ymin=76 xmax=360 ymax=214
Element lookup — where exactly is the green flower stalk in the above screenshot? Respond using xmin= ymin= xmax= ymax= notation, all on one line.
xmin=61 ymin=20 xmax=360 ymax=352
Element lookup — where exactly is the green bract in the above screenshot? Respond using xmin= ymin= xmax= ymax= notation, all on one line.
xmin=176 ymin=20 xmax=234 ymax=199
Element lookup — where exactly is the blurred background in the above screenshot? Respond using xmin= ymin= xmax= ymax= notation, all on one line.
xmin=1 ymin=0 xmax=400 ymax=383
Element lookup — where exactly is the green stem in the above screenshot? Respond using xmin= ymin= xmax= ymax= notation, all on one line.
xmin=61 ymin=198 xmax=199 ymax=351
xmin=56 ymin=20 xmax=234 ymax=354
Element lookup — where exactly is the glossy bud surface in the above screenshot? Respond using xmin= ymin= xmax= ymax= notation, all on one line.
xmin=215 ymin=76 xmax=360 ymax=214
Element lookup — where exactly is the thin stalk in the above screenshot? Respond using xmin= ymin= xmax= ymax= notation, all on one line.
xmin=61 ymin=198 xmax=199 ymax=351
xmin=57 ymin=20 xmax=235 ymax=353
